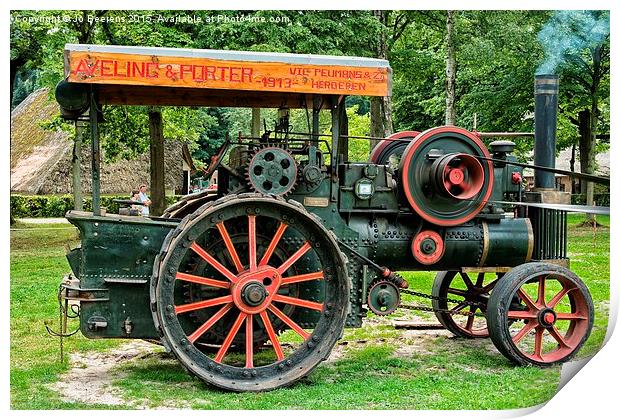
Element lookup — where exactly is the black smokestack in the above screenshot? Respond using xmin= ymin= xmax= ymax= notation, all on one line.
xmin=534 ymin=74 xmax=559 ymax=189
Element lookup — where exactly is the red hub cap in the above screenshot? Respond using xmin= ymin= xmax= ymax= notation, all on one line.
xmin=439 ymin=153 xmax=485 ymax=200
xmin=542 ymin=311 xmax=556 ymax=326
xmin=412 ymin=230 xmax=444 ymax=265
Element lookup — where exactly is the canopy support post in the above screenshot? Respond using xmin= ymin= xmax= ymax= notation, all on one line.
xmin=330 ymin=96 xmax=340 ymax=202
xmin=89 ymin=91 xmax=101 ymax=216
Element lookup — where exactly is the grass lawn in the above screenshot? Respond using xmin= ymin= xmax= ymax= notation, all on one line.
xmin=10 ymin=213 xmax=609 ymax=409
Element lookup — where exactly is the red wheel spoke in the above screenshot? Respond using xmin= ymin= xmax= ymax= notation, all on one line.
xmin=533 ymin=326 xmax=545 ymax=360
xmin=248 ymin=215 xmax=257 ymax=271
xmin=517 ymin=288 xmax=539 ymax=310
xmin=481 ymin=279 xmax=498 ymax=293
xmin=187 ymin=303 xmax=233 ymax=343
xmin=507 ymin=310 xmax=538 ymax=320
xmin=452 ymin=302 xmax=469 ymax=313
xmin=281 ymin=271 xmax=324 ymax=285
xmin=465 ymin=313 xmax=475 ymax=331
xmin=475 ymin=272 xmax=485 ymax=287
xmin=259 ymin=222 xmax=288 ymax=266
xmin=214 ymin=312 xmax=247 ymax=363
xmin=245 ymin=314 xmax=254 ymax=368
xmin=176 ymin=272 xmax=230 ymax=289
xmin=460 ymin=272 xmax=474 ymax=290
xmin=190 ymin=243 xmax=238 ymax=283
xmin=556 ymin=312 xmax=587 ymax=320
xmin=272 ymin=294 xmax=324 ymax=311
xmin=277 ymin=241 xmax=312 ymax=275
xmin=549 ymin=325 xmax=573 ymax=349
xmin=216 ymin=222 xmax=244 ymax=273
xmin=447 ymin=287 xmax=468 ymax=297
xmin=175 ymin=295 xmax=233 ymax=314
xmin=512 ymin=320 xmax=538 ymax=344
xmin=268 ymin=304 xmax=310 ymax=340
xmin=547 ymin=287 xmax=573 ymax=309
xmin=537 ymin=276 xmax=547 ymax=306
xmin=259 ymin=311 xmax=285 ymax=361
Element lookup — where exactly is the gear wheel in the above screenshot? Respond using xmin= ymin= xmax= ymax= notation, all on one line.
xmin=247 ymin=146 xmax=297 ymax=196
xmin=367 ymin=279 xmax=401 ymax=316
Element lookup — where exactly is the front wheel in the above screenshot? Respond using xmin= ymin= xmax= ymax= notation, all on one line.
xmin=432 ymin=271 xmax=500 ymax=338
xmin=487 ymin=262 xmax=594 ymax=366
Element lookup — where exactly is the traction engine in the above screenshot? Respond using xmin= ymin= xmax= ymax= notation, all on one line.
xmin=55 ymin=47 xmax=596 ymax=392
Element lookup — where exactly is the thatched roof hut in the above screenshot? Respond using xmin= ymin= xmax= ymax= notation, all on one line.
xmin=11 ymin=88 xmax=195 ymax=195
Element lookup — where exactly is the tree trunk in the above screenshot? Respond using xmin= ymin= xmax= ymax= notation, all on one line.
xmin=577 ymin=45 xmax=603 ymax=221
xmin=370 ymin=97 xmax=383 ymax=149
xmin=72 ymin=124 xmax=84 ymax=211
xmin=149 ymin=109 xmax=165 ymax=216
xmin=570 ymin=141 xmax=576 ymax=194
xmin=445 ymin=10 xmax=457 ymax=125
xmin=578 ymin=109 xmax=595 ymax=219
xmin=10 ymin=59 xmax=24 ymax=107
xmin=371 ymin=10 xmax=393 ymax=148
xmin=382 ymin=95 xmax=393 ymax=137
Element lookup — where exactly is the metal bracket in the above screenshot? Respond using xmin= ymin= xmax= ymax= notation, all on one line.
xmin=62 ymin=282 xmax=109 ymax=302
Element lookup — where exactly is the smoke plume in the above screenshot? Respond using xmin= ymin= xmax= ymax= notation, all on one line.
xmin=537 ymin=10 xmax=609 ymax=75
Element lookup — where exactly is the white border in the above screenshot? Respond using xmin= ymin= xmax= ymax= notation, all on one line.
xmin=4 ymin=2 xmax=618 ymax=419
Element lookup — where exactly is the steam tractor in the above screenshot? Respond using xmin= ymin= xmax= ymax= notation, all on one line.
xmin=54 ymin=44 xmax=603 ymax=392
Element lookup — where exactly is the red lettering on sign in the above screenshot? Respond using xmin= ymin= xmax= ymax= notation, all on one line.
xmin=242 ymin=67 xmax=253 ymax=82
xmin=100 ymin=60 xmax=113 ymax=76
xmin=229 ymin=67 xmax=241 ymax=82
xmin=180 ymin=64 xmax=192 ymax=80
xmin=192 ymin=65 xmax=204 ymax=82
xmin=132 ymin=62 xmax=145 ymax=77
xmin=73 ymin=59 xmax=99 ymax=77
xmin=112 ymin=61 xmax=128 ymax=77
xmin=146 ymin=62 xmax=159 ymax=78
xmin=205 ymin=66 xmax=216 ymax=80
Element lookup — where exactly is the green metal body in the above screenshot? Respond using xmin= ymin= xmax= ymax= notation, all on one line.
xmin=66 ymin=211 xmax=177 ymax=339
xmin=67 ymin=148 xmax=530 ymax=338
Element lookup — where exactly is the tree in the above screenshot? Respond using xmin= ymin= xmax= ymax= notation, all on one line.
xmin=370 ymin=11 xmax=415 ymax=144
xmin=10 ymin=11 xmax=52 ymax=106
xmin=544 ymin=11 xmax=610 ymax=220
xmin=444 ymin=11 xmax=456 ymax=125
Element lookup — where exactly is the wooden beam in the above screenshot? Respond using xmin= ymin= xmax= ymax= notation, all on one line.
xmin=148 ymin=108 xmax=165 ymax=216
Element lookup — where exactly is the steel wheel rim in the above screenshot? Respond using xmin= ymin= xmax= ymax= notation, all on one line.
xmin=505 ymin=272 xmax=590 ymax=363
xmin=155 ymin=198 xmax=347 ymax=390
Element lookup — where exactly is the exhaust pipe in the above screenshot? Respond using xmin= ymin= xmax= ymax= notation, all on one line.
xmin=534 ymin=74 xmax=559 ymax=189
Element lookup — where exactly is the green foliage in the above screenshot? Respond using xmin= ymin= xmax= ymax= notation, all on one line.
xmin=346 ymin=104 xmax=372 ymax=162
xmin=10 ymin=10 xmax=610 ymax=169
xmin=10 ymin=194 xmax=181 ymax=218
xmin=571 ymin=193 xmax=610 ymax=207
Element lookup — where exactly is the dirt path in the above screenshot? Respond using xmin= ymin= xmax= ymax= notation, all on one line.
xmin=49 ymin=341 xmax=165 ymax=408
xmin=49 ymin=321 xmax=473 ymax=408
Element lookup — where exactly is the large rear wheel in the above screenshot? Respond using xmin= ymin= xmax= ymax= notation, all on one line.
xmin=151 ymin=194 xmax=349 ymax=391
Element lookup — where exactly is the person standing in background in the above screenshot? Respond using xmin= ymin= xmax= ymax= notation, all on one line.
xmin=138 ymin=183 xmax=151 ymax=216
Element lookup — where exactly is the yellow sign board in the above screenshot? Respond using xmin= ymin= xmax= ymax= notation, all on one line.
xmin=65 ymin=47 xmax=391 ymax=97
